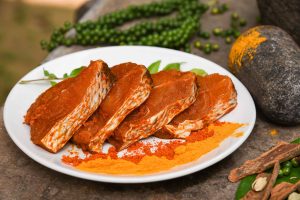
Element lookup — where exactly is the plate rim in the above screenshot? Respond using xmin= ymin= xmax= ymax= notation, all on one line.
xmin=3 ymin=45 xmax=256 ymax=183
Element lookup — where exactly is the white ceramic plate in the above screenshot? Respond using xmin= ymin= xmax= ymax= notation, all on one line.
xmin=4 ymin=46 xmax=256 ymax=183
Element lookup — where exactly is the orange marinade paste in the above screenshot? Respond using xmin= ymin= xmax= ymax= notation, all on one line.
xmin=62 ymin=122 xmax=243 ymax=175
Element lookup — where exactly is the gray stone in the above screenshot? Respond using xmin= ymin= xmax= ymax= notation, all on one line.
xmin=257 ymin=0 xmax=300 ymax=45
xmin=233 ymin=26 xmax=300 ymax=125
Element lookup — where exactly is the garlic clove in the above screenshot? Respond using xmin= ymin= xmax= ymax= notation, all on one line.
xmin=251 ymin=177 xmax=268 ymax=192
xmin=288 ymin=192 xmax=300 ymax=200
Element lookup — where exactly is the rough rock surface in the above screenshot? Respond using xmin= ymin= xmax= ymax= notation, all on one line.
xmin=257 ymin=0 xmax=300 ymax=45
xmin=233 ymin=26 xmax=300 ymax=125
xmin=1 ymin=0 xmax=300 ymax=200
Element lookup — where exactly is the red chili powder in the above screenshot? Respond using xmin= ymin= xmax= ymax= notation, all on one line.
xmin=62 ymin=123 xmax=217 ymax=166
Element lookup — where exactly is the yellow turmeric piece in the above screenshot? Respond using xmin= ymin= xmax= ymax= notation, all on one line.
xmin=270 ymin=129 xmax=278 ymax=136
xmin=228 ymin=27 xmax=267 ymax=74
xmin=75 ymin=122 xmax=243 ymax=175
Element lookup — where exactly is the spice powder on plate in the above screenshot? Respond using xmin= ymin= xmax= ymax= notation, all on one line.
xmin=62 ymin=122 xmax=244 ymax=175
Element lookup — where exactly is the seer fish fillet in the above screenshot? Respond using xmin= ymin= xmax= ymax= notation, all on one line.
xmin=24 ymin=60 xmax=114 ymax=153
xmin=109 ymin=70 xmax=198 ymax=151
xmin=72 ymin=62 xmax=152 ymax=152
xmin=155 ymin=73 xmax=237 ymax=139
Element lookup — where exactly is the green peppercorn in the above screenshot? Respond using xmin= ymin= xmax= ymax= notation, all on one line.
xmin=282 ymin=166 xmax=291 ymax=176
xmin=81 ymin=38 xmax=87 ymax=45
xmin=203 ymin=46 xmax=211 ymax=54
xmin=231 ymin=12 xmax=239 ymax=20
xmin=204 ymin=43 xmax=212 ymax=48
xmin=233 ymin=30 xmax=241 ymax=38
xmin=211 ymin=7 xmax=220 ymax=15
xmin=42 ymin=0 xmax=208 ymax=51
xmin=230 ymin=20 xmax=239 ymax=29
xmin=212 ymin=27 xmax=223 ymax=36
xmin=184 ymin=46 xmax=191 ymax=53
xmin=283 ymin=161 xmax=293 ymax=168
xmin=291 ymin=158 xmax=299 ymax=167
xmin=225 ymin=36 xmax=232 ymax=44
xmin=64 ymin=21 xmax=72 ymax=29
xmin=212 ymin=43 xmax=219 ymax=51
xmin=202 ymin=4 xmax=209 ymax=12
xmin=203 ymin=43 xmax=212 ymax=54
xmin=220 ymin=4 xmax=229 ymax=13
xmin=224 ymin=29 xmax=234 ymax=36
xmin=239 ymin=18 xmax=247 ymax=26
xmin=48 ymin=42 xmax=57 ymax=51
xmin=199 ymin=32 xmax=210 ymax=39
xmin=194 ymin=40 xmax=201 ymax=49
xmin=278 ymin=169 xmax=284 ymax=177
xmin=64 ymin=39 xmax=72 ymax=47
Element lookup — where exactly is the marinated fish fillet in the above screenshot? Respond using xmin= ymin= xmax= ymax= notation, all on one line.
xmin=72 ymin=62 xmax=152 ymax=152
xmin=155 ymin=73 xmax=237 ymax=139
xmin=24 ymin=60 xmax=114 ymax=153
xmin=229 ymin=141 xmax=300 ymax=182
xmin=109 ymin=70 xmax=198 ymax=150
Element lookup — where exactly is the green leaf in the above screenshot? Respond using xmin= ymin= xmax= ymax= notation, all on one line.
xmin=43 ymin=68 xmax=57 ymax=79
xmin=291 ymin=137 xmax=300 ymax=144
xmin=148 ymin=60 xmax=161 ymax=74
xmin=48 ymin=73 xmax=57 ymax=79
xmin=276 ymin=167 xmax=300 ymax=185
xmin=69 ymin=66 xmax=85 ymax=78
xmin=235 ymin=175 xmax=256 ymax=200
xmin=191 ymin=68 xmax=208 ymax=76
xmin=63 ymin=73 xmax=68 ymax=78
xmin=50 ymin=81 xmax=57 ymax=86
xmin=43 ymin=69 xmax=50 ymax=76
xmin=163 ymin=62 xmax=183 ymax=71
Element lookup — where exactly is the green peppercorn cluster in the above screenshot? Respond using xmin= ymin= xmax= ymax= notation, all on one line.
xmin=41 ymin=0 xmax=209 ymax=52
xmin=278 ymin=158 xmax=300 ymax=177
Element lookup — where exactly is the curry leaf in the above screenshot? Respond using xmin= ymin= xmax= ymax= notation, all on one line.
xmin=63 ymin=73 xmax=68 ymax=78
xmin=190 ymin=68 xmax=208 ymax=76
xmin=43 ymin=69 xmax=50 ymax=76
xmin=235 ymin=175 xmax=256 ymax=200
xmin=21 ymin=66 xmax=85 ymax=86
xmin=148 ymin=60 xmax=161 ymax=74
xmin=43 ymin=68 xmax=57 ymax=79
xmin=69 ymin=66 xmax=85 ymax=78
xmin=291 ymin=137 xmax=300 ymax=144
xmin=50 ymin=81 xmax=57 ymax=86
xmin=163 ymin=62 xmax=184 ymax=71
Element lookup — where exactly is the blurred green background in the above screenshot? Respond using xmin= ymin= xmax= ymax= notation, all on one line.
xmin=0 ymin=0 xmax=77 ymax=105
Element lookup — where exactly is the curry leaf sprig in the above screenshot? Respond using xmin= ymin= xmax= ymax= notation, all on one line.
xmin=19 ymin=66 xmax=86 ymax=86
xmin=20 ymin=60 xmax=206 ymax=86
xmin=148 ymin=60 xmax=207 ymax=76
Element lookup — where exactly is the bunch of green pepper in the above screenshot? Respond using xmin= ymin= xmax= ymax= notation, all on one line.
xmin=41 ymin=0 xmax=247 ymax=54
xmin=41 ymin=0 xmax=207 ymax=52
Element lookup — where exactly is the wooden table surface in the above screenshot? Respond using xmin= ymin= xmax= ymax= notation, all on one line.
xmin=1 ymin=0 xmax=299 ymax=199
